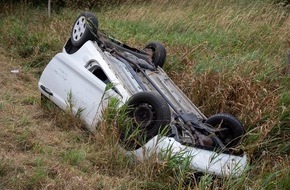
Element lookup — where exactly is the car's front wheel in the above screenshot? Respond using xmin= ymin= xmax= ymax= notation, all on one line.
xmin=119 ymin=91 xmax=171 ymax=150
xmin=70 ymin=12 xmax=98 ymax=47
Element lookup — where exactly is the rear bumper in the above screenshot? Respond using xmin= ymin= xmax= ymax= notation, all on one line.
xmin=130 ymin=136 xmax=247 ymax=177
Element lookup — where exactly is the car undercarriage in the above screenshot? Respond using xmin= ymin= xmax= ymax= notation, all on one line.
xmin=38 ymin=12 xmax=248 ymax=177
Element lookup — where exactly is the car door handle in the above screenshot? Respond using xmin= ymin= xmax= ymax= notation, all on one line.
xmin=40 ymin=85 xmax=53 ymax=96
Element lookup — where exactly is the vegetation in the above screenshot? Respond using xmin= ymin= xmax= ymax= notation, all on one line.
xmin=0 ymin=0 xmax=289 ymax=189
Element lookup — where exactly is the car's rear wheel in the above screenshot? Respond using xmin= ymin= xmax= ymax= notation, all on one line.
xmin=205 ymin=113 xmax=245 ymax=148
xmin=119 ymin=91 xmax=171 ymax=150
xmin=144 ymin=42 xmax=167 ymax=68
xmin=71 ymin=12 xmax=98 ymax=47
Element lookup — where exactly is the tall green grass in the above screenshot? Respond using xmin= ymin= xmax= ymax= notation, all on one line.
xmin=0 ymin=0 xmax=289 ymax=189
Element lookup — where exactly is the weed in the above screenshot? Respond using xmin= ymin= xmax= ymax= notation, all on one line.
xmin=0 ymin=159 xmax=10 ymax=177
xmin=61 ymin=149 xmax=86 ymax=166
xmin=26 ymin=159 xmax=49 ymax=189
xmin=0 ymin=159 xmax=13 ymax=189
xmin=0 ymin=0 xmax=289 ymax=189
xmin=21 ymin=96 xmax=37 ymax=106
xmin=16 ymin=129 xmax=36 ymax=151
xmin=198 ymin=174 xmax=213 ymax=189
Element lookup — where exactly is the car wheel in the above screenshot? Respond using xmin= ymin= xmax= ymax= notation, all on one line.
xmin=205 ymin=113 xmax=245 ymax=148
xmin=119 ymin=91 xmax=171 ymax=150
xmin=71 ymin=12 xmax=98 ymax=47
xmin=144 ymin=42 xmax=167 ymax=68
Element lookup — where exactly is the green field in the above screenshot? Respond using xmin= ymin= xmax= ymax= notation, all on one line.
xmin=0 ymin=0 xmax=289 ymax=189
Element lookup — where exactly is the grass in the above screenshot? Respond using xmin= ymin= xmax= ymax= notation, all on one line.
xmin=0 ymin=0 xmax=289 ymax=189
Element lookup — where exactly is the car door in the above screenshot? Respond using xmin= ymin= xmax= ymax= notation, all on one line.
xmin=38 ymin=52 xmax=107 ymax=131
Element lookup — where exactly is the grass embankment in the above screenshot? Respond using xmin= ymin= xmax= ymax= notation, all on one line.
xmin=0 ymin=0 xmax=289 ymax=189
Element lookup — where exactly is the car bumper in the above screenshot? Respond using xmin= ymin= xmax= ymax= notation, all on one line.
xmin=129 ymin=136 xmax=247 ymax=177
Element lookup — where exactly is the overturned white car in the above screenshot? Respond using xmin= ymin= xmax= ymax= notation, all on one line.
xmin=38 ymin=12 xmax=247 ymax=177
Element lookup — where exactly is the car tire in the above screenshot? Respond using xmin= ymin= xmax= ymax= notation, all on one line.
xmin=70 ymin=12 xmax=98 ymax=47
xmin=144 ymin=42 xmax=167 ymax=68
xmin=119 ymin=91 xmax=171 ymax=150
xmin=205 ymin=113 xmax=245 ymax=148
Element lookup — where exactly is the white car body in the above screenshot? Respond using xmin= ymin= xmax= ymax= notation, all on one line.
xmin=38 ymin=40 xmax=247 ymax=177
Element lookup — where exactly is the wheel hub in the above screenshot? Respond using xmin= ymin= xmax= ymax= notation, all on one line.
xmin=133 ymin=104 xmax=154 ymax=127
xmin=72 ymin=16 xmax=86 ymax=41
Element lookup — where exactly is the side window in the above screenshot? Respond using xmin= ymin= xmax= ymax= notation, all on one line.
xmin=89 ymin=65 xmax=110 ymax=84
xmin=87 ymin=63 xmax=121 ymax=97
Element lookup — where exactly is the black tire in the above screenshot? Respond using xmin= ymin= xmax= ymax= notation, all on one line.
xmin=144 ymin=42 xmax=167 ymax=68
xmin=205 ymin=113 xmax=245 ymax=148
xmin=119 ymin=91 xmax=171 ymax=150
xmin=70 ymin=12 xmax=98 ymax=47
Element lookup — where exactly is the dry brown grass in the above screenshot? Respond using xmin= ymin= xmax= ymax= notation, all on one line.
xmin=169 ymin=61 xmax=282 ymax=152
xmin=0 ymin=0 xmax=289 ymax=189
